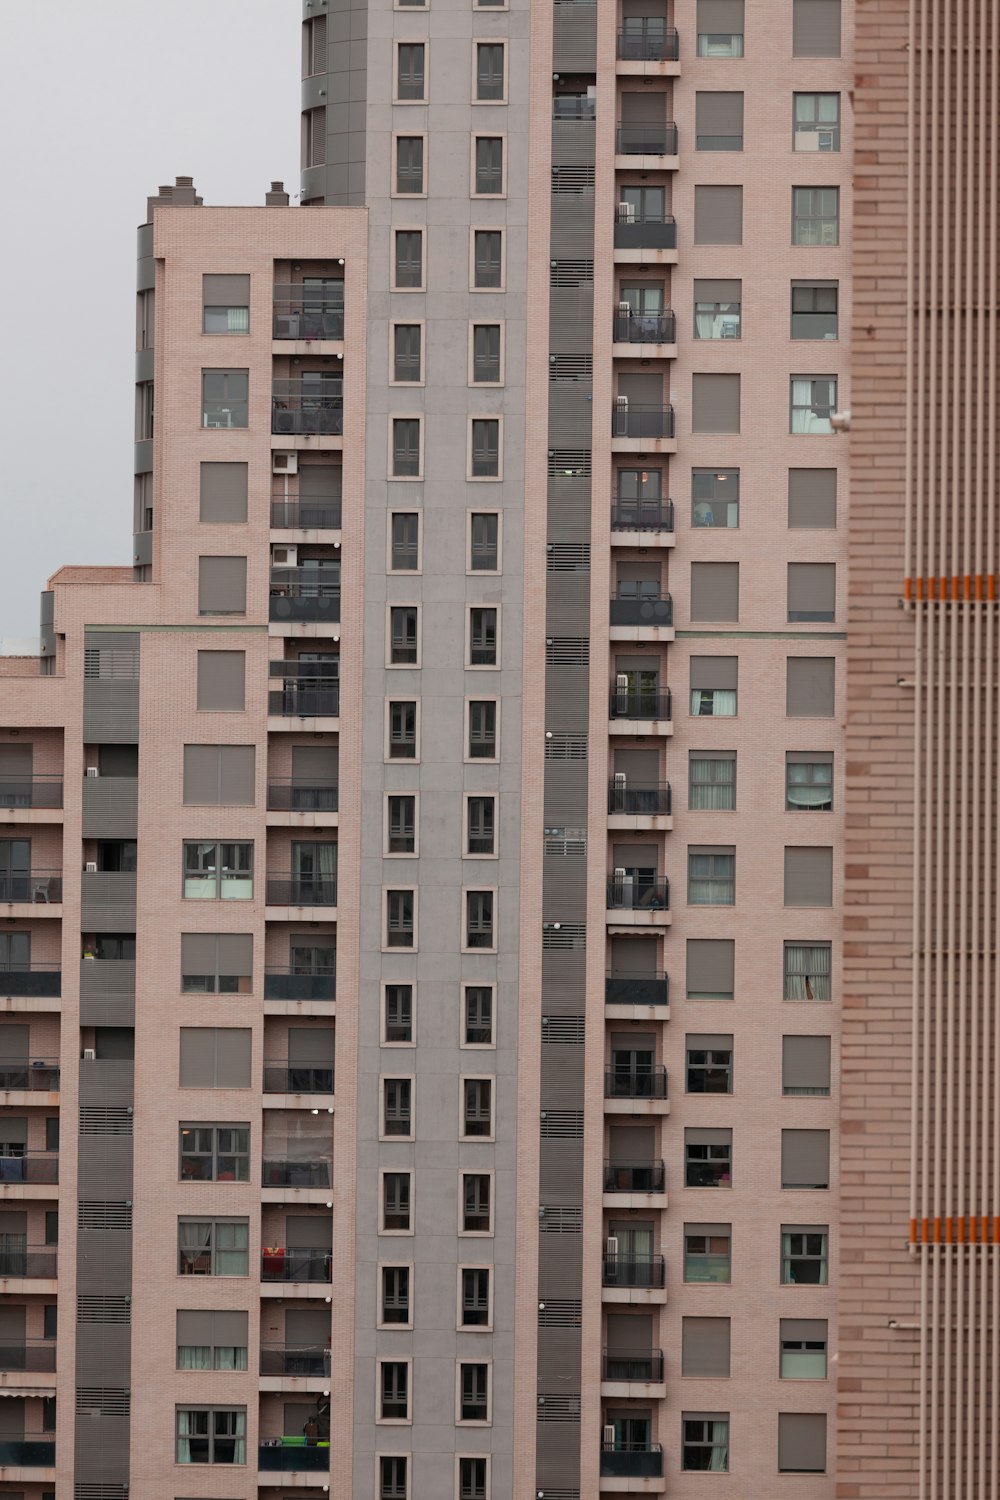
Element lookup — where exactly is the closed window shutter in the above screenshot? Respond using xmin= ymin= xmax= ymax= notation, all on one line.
xmin=778 ymin=1411 xmax=828 ymax=1471
xmin=792 ymin=0 xmax=840 ymax=56
xmin=686 ymin=939 xmax=735 ymax=998
xmin=202 ymin=275 xmax=249 ymax=308
xmin=697 ymin=0 xmax=744 ymax=27
xmin=694 ymin=186 xmax=742 ymax=244
xmin=681 ymin=1317 xmax=731 ymax=1376
xmin=215 ymin=1029 xmax=252 ymax=1087
xmin=690 ymin=656 xmax=738 ymax=691
xmin=218 ymin=746 xmax=255 ymax=805
xmin=181 ymin=933 xmax=217 ymax=983
xmin=694 ymin=278 xmax=742 ymax=305
xmin=178 ymin=1028 xmax=214 ymax=1087
xmin=788 ymin=468 xmax=837 ymax=528
xmin=196 ymin=651 xmax=245 ymax=711
xmin=786 ymin=656 xmax=835 ymax=716
xmin=217 ymin=935 xmax=253 ymax=980
xmin=692 ymin=374 xmax=741 ymax=433
xmin=690 ymin=563 xmax=739 ymax=622
xmin=783 ymin=846 xmax=833 ymax=906
xmin=198 ymin=557 xmax=247 ymax=616
xmin=788 ymin=563 xmax=835 ymax=620
xmin=695 ymin=91 xmax=744 ymax=144
xmin=199 ymin=463 xmax=248 ymax=523
xmin=686 ymin=1127 xmax=732 ymax=1147
xmin=781 ymin=1129 xmax=830 ymax=1188
xmin=782 ymin=1036 xmax=831 ymax=1093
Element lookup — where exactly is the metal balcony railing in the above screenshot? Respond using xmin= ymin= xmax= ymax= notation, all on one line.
xmin=604 ymin=1065 xmax=669 ymax=1100
xmin=616 ymin=22 xmax=679 ymax=59
xmin=0 ymin=1154 xmax=58 ymax=1184
xmin=0 ymin=1059 xmax=59 ymax=1091
xmin=267 ymin=780 xmax=339 ymax=813
xmin=608 ymin=781 xmax=672 ymax=816
xmin=602 ymin=1347 xmax=664 ymax=1382
xmin=599 ymin=1442 xmax=664 ymax=1478
xmin=258 ymin=1441 xmax=330 ymax=1471
xmin=610 ymin=595 xmax=673 ymax=627
xmin=0 ymin=1339 xmax=56 ymax=1372
xmin=268 ymin=662 xmax=340 ymax=719
xmin=263 ymin=1062 xmax=335 ymax=1094
xmin=0 ymin=776 xmax=63 ymax=810
xmin=613 ymin=214 xmax=677 ymax=251
xmin=261 ymin=1247 xmax=332 ymax=1283
xmin=605 ymin=971 xmax=669 ymax=1005
xmin=602 ymin=1253 xmax=665 ymax=1288
xmin=611 ymin=497 xmax=674 ymax=531
xmin=616 ymin=122 xmax=678 ymax=155
xmin=0 ymin=873 xmax=62 ymax=904
xmin=0 ymin=968 xmax=61 ymax=999
xmin=606 ymin=877 xmax=670 ymax=911
xmin=270 ymin=497 xmax=342 ymax=530
xmin=609 ymin=688 xmax=672 ymax=722
xmin=263 ymin=967 xmax=336 ymax=1001
xmin=269 ymin=570 xmax=341 ymax=624
xmin=553 ymin=95 xmax=596 ymax=120
xmin=612 ymin=403 xmax=675 ymax=440
xmin=613 ymin=310 xmax=676 ymax=344
xmin=603 ymin=1160 xmax=666 ymax=1193
xmin=272 ymin=381 xmax=343 ymax=437
xmin=272 ymin=285 xmax=345 ymax=341
xmin=265 ymin=875 xmax=338 ymax=908
xmin=262 ymin=1158 xmax=331 ymax=1188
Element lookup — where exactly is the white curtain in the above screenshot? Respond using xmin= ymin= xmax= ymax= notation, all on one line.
xmin=784 ymin=944 xmax=831 ymax=1001
xmin=791 ymin=380 xmax=832 ymax=433
xmin=691 ymin=759 xmax=734 ymax=810
xmin=690 ymin=689 xmax=736 ymax=717
xmin=786 ymin=765 xmax=832 ymax=807
xmin=710 ymin=1421 xmax=729 ymax=1471
xmin=214 ymin=1221 xmax=249 ymax=1276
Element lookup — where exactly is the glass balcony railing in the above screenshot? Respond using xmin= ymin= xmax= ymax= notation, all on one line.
xmin=613 ymin=214 xmax=677 ymax=251
xmin=260 ymin=1342 xmax=330 ymax=1376
xmin=262 ymin=1159 xmax=331 ymax=1188
xmin=0 ymin=873 xmax=62 ymax=904
xmin=0 ymin=1059 xmax=59 ymax=1091
xmin=0 ymin=1243 xmax=57 ymax=1278
xmin=0 ymin=1154 xmax=58 ymax=1184
xmin=0 ymin=1339 xmax=56 ymax=1372
xmin=0 ymin=1437 xmax=55 ymax=1467
xmin=270 ymin=496 xmax=342 ymax=530
xmin=0 ymin=776 xmax=63 ymax=810
xmin=266 ymin=780 xmax=339 ymax=813
xmin=602 ymin=1253 xmax=665 ymax=1288
xmin=609 ymin=688 xmax=672 ymax=722
xmin=603 ymin=1160 xmax=666 ymax=1193
xmin=0 ymin=968 xmax=60 ymax=999
xmin=606 ymin=877 xmax=670 ymax=911
xmin=268 ymin=662 xmax=340 ymax=719
xmin=599 ymin=1442 xmax=664 ymax=1478
xmin=265 ymin=876 xmax=338 ymax=908
xmin=261 ymin=1247 xmax=332 ymax=1283
xmin=272 ymin=284 xmax=345 ymax=341
xmin=610 ymin=595 xmax=673 ymax=627
xmin=272 ymin=381 xmax=343 ymax=437
xmin=611 ymin=497 xmax=674 ymax=531
xmin=612 ymin=403 xmax=675 ymax=440
xmin=608 ymin=781 xmax=671 ymax=815
xmin=263 ymin=1062 xmax=335 ymax=1094
xmin=604 ymin=1065 xmax=669 ymax=1100
xmin=605 ymin=971 xmax=669 ymax=1005
xmin=615 ymin=122 xmax=678 ymax=155
xmin=263 ymin=967 xmax=336 ymax=1001
xmin=269 ymin=570 xmax=341 ymax=624
xmin=258 ymin=1440 xmax=330 ymax=1471
xmin=602 ymin=1347 xmax=664 ymax=1381
xmin=613 ymin=310 xmax=676 ymax=344
xmin=616 ymin=22 xmax=679 ymax=59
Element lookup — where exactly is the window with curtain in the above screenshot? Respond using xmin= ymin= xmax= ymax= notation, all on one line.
xmin=783 ymin=942 xmax=831 ymax=1000
xmin=682 ymin=1416 xmax=730 ymax=1471
xmin=781 ymin=1227 xmax=829 ymax=1284
xmin=177 ymin=1218 xmax=249 ymax=1276
xmin=786 ymin=756 xmax=833 ymax=809
xmin=177 ymin=1311 xmax=248 ymax=1371
xmin=183 ymin=842 xmax=253 ymax=900
xmin=689 ymin=754 xmax=736 ymax=810
xmin=176 ymin=1406 xmax=246 ymax=1464
xmin=691 ymin=687 xmax=736 ymax=716
xmin=791 ymin=377 xmax=836 ymax=433
xmin=688 ymin=849 xmax=735 ymax=904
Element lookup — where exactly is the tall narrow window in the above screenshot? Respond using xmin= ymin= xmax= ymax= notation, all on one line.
xmin=379 ymin=1360 xmax=410 ymax=1420
xmin=392 ymin=418 xmax=422 ymax=477
xmin=466 ymin=796 xmax=495 ymax=855
xmin=459 ymin=1364 xmax=490 ymax=1423
xmin=473 ymin=230 xmax=503 ymax=288
xmin=387 ymin=795 xmax=416 ymax=854
xmin=465 ymin=890 xmax=495 ymax=949
xmin=381 ymin=1266 xmax=411 ymax=1325
xmin=468 ymin=700 xmax=498 ymax=759
xmin=461 ymin=1268 xmax=491 ymax=1326
xmin=389 ymin=607 xmax=419 ymax=664
xmin=462 ymin=1078 xmax=493 ymax=1137
xmin=476 ymin=42 xmax=505 ymax=100
xmin=472 ymin=325 xmax=502 ymax=383
xmin=393 ymin=230 xmax=424 ymax=289
xmin=474 ymin=137 xmax=504 ymax=195
xmin=386 ymin=889 xmax=415 ymax=948
xmin=396 ymin=43 xmax=426 ymax=101
xmin=388 ymin=701 xmax=418 ymax=759
xmin=390 ymin=514 xmax=420 ymax=570
xmin=470 ymin=419 xmax=500 ymax=477
xmin=382 ymin=1171 xmax=412 ymax=1231
xmin=384 ymin=984 xmax=414 ymax=1043
xmin=383 ymin=1078 xmax=413 ymax=1137
xmin=469 ymin=608 xmax=498 ymax=666
xmin=462 ymin=1173 xmax=492 ymax=1232
xmin=792 ymin=187 xmax=839 ymax=245
xmin=395 ymin=136 xmax=425 ymax=194
xmin=464 ymin=986 xmax=494 ymax=1045
xmin=393 ymin=324 xmax=423 ymax=382
xmin=380 ymin=1455 xmax=409 ymax=1498
xmin=470 ymin=513 xmax=499 ymax=570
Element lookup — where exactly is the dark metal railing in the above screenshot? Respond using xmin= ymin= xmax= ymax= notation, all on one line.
xmin=616 ymin=122 xmax=678 ymax=155
xmin=616 ymin=23 xmax=679 ymax=59
xmin=0 ymin=1059 xmax=60 ymax=1091
xmin=602 ymin=1347 xmax=664 ymax=1381
xmin=260 ymin=1342 xmax=330 ymax=1375
xmin=608 ymin=781 xmax=671 ymax=815
xmin=609 ymin=688 xmax=672 ymax=722
xmin=601 ymin=1253 xmax=665 ymax=1288
xmin=0 ymin=1154 xmax=58 ymax=1184
xmin=266 ymin=875 xmax=338 ymax=908
xmin=267 ymin=780 xmax=339 ymax=812
xmin=260 ymin=1247 xmax=331 ymax=1282
xmin=603 ymin=1160 xmax=666 ymax=1193
xmin=262 ymin=1159 xmax=331 ymax=1188
xmin=263 ymin=1062 xmax=335 ymax=1094
xmin=0 ymin=776 xmax=63 ymax=810
xmin=605 ymin=972 xmax=670 ymax=1006
xmin=0 ymin=1244 xmax=57 ymax=1278
xmin=0 ymin=872 xmax=62 ymax=904
xmin=599 ymin=1443 xmax=664 ymax=1478
xmin=605 ymin=1065 xmax=669 ymax=1099
xmin=553 ymin=95 xmax=596 ymax=120
xmin=611 ymin=498 xmax=674 ymax=531
xmin=606 ymin=877 xmax=670 ymax=911
xmin=0 ymin=968 xmax=61 ymax=999
xmin=610 ymin=595 xmax=673 ymax=627
xmin=270 ymin=497 xmax=342 ymax=530
xmin=0 ymin=1339 xmax=56 ymax=1372
xmin=613 ymin=310 xmax=676 ymax=344
xmin=269 ymin=568 xmax=341 ymax=624
xmin=272 ymin=381 xmax=343 ymax=437
xmin=612 ymin=403 xmax=675 ymax=440
xmin=272 ymin=285 xmax=345 ymax=341
xmin=263 ymin=967 xmax=336 ymax=1001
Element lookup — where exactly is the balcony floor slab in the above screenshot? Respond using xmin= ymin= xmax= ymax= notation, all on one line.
xmin=613 ymin=246 xmax=679 ymax=267
xmin=606 ymin=911 xmax=672 ymax=929
xmin=267 ymin=716 xmax=340 ymax=734
xmin=600 ymin=1379 xmax=667 ymax=1400
xmin=600 ymin=1474 xmax=666 ymax=1493
xmin=265 ymin=811 xmax=339 ymax=830
xmin=263 ymin=1093 xmax=336 ymax=1111
xmin=0 ymin=809 xmax=63 ymax=826
xmin=261 ymin=1187 xmax=332 ymax=1206
xmin=263 ymin=999 xmax=337 ymax=1019
xmin=0 ymin=1185 xmax=57 ymax=1202
xmin=0 ymin=1370 xmax=56 ymax=1394
xmin=602 ymin=1286 xmax=667 ymax=1305
xmin=614 ymin=153 xmax=679 ymax=172
xmin=259 ymin=1374 xmax=330 ymax=1394
xmin=265 ymin=906 xmax=339 ymax=923
xmin=608 ymin=721 xmax=673 ymax=738
xmin=615 ymin=59 xmax=680 ymax=77
xmin=604 ymin=1097 xmax=671 ymax=1117
xmin=260 ymin=1281 xmax=333 ymax=1299
xmin=607 ymin=813 xmax=672 ymax=832
xmin=0 ymin=903 xmax=60 ymax=921
xmin=609 ymin=625 xmax=676 ymax=643
xmin=270 ymin=435 xmax=343 ymax=453
xmin=611 ymin=436 xmax=677 ymax=455
xmin=258 ymin=1473 xmax=326 ymax=1488
xmin=612 ymin=340 xmax=677 ymax=360
xmin=605 ymin=1003 xmax=670 ymax=1024
xmin=610 ymin=526 xmax=676 ymax=546
xmin=602 ymin=1191 xmax=668 ymax=1210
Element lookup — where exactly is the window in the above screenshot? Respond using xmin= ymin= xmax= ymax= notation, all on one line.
xmin=303 ymin=13 xmax=327 ymax=71
xmin=394 ymin=229 xmax=424 ymax=289
xmin=460 ymin=1267 xmax=491 ymax=1327
xmin=474 ymin=137 xmax=504 ymax=195
xmin=792 ymin=187 xmax=839 ymax=245
xmin=694 ymin=185 xmax=742 ymax=245
xmin=788 ymin=468 xmax=837 ymax=528
xmin=197 ymin=463 xmax=248 ymax=528
xmin=390 ymin=513 xmax=420 ymax=570
xmin=786 ymin=751 xmax=833 ymax=810
xmin=793 ymin=0 xmax=841 ymax=56
xmin=202 ymin=274 xmax=249 ymax=335
xmin=784 ymin=942 xmax=832 ymax=1001
xmin=685 ymin=1129 xmax=732 ymax=1187
xmin=392 ymin=324 xmax=423 ymax=383
xmin=782 ymin=1129 xmax=830 ymax=1189
xmin=464 ymin=985 xmax=494 ymax=1045
xmin=198 ymin=556 xmax=247 ymax=616
xmin=686 ymin=939 xmax=734 ymax=1001
xmin=778 ymin=1412 xmax=827 ymax=1472
xmin=396 ymin=42 xmax=426 ymax=101
xmin=180 ymin=933 xmax=252 ymax=994
xmin=682 ymin=1415 xmax=729 ymax=1472
xmin=183 ymin=842 xmax=253 ymax=900
xmin=690 ymin=656 xmax=737 ymax=717
xmin=380 ymin=1359 xmax=410 ymax=1421
xmin=459 ymin=1456 xmax=489 ymax=1499
xmin=696 ymin=0 xmax=743 ymax=55
xmin=177 ymin=1218 xmax=249 ymax=1276
xmin=791 ymin=377 xmax=837 ymax=434
xmin=137 ymin=286 xmax=155 ymax=349
xmin=470 ymin=419 xmax=500 ymax=479
xmin=183 ymin=746 xmax=255 ymax=806
xmin=176 ymin=1406 xmax=246 ymax=1464
xmin=473 ymin=230 xmax=503 ymax=288
xmin=462 ymin=1078 xmax=493 ymax=1137
xmin=689 ymin=753 xmax=735 ymax=811
xmin=694 ymin=282 xmax=741 ymax=343
xmin=390 ymin=607 xmax=419 ymax=664
xmin=471 ymin=324 xmax=502 ymax=385
xmin=388 ymin=700 xmax=418 ymax=759
xmin=136 ymin=382 xmax=154 ymax=440
xmin=178 ymin=1028 xmax=252 ymax=1088
xmin=783 ymin=1036 xmax=831 ymax=1097
xmin=696 ymin=91 xmax=743 ymax=150
xmin=794 ymin=92 xmax=840 ymax=153
xmin=303 ymin=105 xmax=326 ymax=167
xmin=179 ymin=1124 xmax=249 ymax=1183
xmin=682 ymin=1316 xmax=731 ymax=1377
xmin=381 ymin=1265 xmax=411 ymax=1325
xmin=176 ymin=1309 xmax=248 ymax=1371
xmin=386 ymin=889 xmax=416 ymax=948
xmin=384 ymin=983 xmax=414 ymax=1043
xmin=395 ymin=136 xmax=425 ymax=194
xmin=462 ymin=1172 xmax=492 ymax=1232
xmin=475 ymin=41 xmax=505 ymax=100
xmin=387 ymin=795 xmax=416 ymax=854
xmin=380 ymin=1455 xmax=409 ymax=1499
xmin=792 ymin=282 xmax=839 ymax=340
xmin=688 ymin=847 xmax=735 ymax=905
xmin=383 ymin=1078 xmax=413 ymax=1137
xmin=780 ymin=1319 xmax=828 ymax=1378
xmin=468 ymin=700 xmax=498 ymax=759
xmin=383 ymin=1170 xmax=412 ymax=1231
xmin=470 ymin=513 xmax=499 ymax=570
xmin=691 ymin=373 xmax=741 ymax=433
xmin=686 ymin=1038 xmax=733 ymax=1094
xmin=465 ymin=890 xmax=495 ymax=950
xmin=392 ymin=417 xmax=422 ymax=478
xmin=459 ymin=1363 xmax=490 ymax=1422
xmin=469 ymin=608 xmax=498 ymax=666
xmin=782 ymin=1225 xmax=828 ymax=1283
xmin=91 ymin=932 xmax=135 ymax=961
xmin=201 ymin=370 xmax=248 ymax=428
xmin=684 ymin=1224 xmax=731 ymax=1283
xmin=784 ymin=846 xmax=833 ymax=906
xmin=466 ymin=796 xmax=495 ymax=856
xmin=690 ymin=562 xmax=739 ymax=622
xmin=788 ymin=562 xmax=836 ymax=621
xmin=196 ymin=650 xmax=245 ymax=711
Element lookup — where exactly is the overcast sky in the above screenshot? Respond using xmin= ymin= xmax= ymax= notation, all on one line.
xmin=0 ymin=2 xmax=299 ymax=635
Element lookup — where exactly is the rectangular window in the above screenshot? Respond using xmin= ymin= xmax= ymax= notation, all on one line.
xmin=782 ymin=1128 xmax=830 ymax=1189
xmin=778 ymin=1412 xmax=827 ymax=1473
xmin=696 ymin=0 xmax=744 ymax=55
xmin=788 ymin=562 xmax=836 ymax=620
xmin=476 ymin=41 xmax=505 ymax=99
xmin=471 ymin=324 xmax=502 ymax=384
xmin=696 ymin=91 xmax=743 ymax=150
xmin=392 ymin=324 xmax=423 ymax=383
xmin=383 ymin=1170 xmax=412 ymax=1231
xmin=197 ymin=650 xmax=245 ymax=711
xmin=203 ymin=274 xmax=250 ymax=335
xmin=689 ymin=752 xmax=735 ymax=811
xmin=459 ymin=1456 xmax=489 ymax=1499
xmin=780 ymin=1318 xmax=828 ymax=1378
xmin=464 ymin=985 xmax=494 ymax=1045
xmin=681 ymin=1316 xmax=732 ymax=1377
xmin=390 ymin=513 xmax=420 ymax=571
xmin=387 ymin=795 xmax=417 ymax=854
xmin=396 ymin=42 xmax=426 ymax=101
xmin=392 ymin=417 xmax=422 ymax=478
xmin=683 ymin=1224 xmax=731 ymax=1283
xmin=460 ymin=1267 xmax=491 ymax=1328
xmin=179 ymin=1124 xmax=249 ymax=1183
xmin=177 ymin=1217 xmax=249 ymax=1276
xmin=470 ymin=419 xmax=500 ymax=478
xmin=473 ymin=229 xmax=503 ymax=288
xmin=384 ymin=983 xmax=414 ymax=1043
xmin=386 ymin=889 xmax=416 ymax=948
xmin=690 ymin=562 xmax=739 ymax=622
xmin=792 ymin=282 xmax=839 ymax=340
xmin=390 ymin=607 xmax=419 ymax=664
xmin=468 ymin=700 xmax=498 ymax=759
xmin=201 ymin=370 xmax=248 ymax=428
xmin=686 ymin=939 xmax=735 ymax=1001
xmin=462 ymin=1172 xmax=492 ymax=1233
xmin=180 ymin=933 xmax=253 ymax=994
xmin=395 ymin=136 xmax=425 ymax=194
xmin=474 ymin=137 xmax=504 ymax=195
xmin=791 ymin=376 xmax=837 ymax=434
xmin=688 ymin=847 xmax=735 ymax=905
xmin=691 ymin=372 xmax=741 ymax=434
xmin=794 ymin=92 xmax=840 ymax=151
xmin=782 ymin=1036 xmax=831 ymax=1097
xmin=381 ymin=1265 xmax=411 ymax=1325
xmin=462 ymin=1078 xmax=493 ymax=1137
xmin=470 ymin=513 xmax=500 ymax=571
xmin=793 ymin=0 xmax=841 ymax=56
xmin=199 ymin=462 xmax=248 ymax=524
xmin=388 ymin=700 xmax=418 ymax=759
xmin=694 ymin=184 xmax=743 ymax=245
xmin=792 ymin=187 xmax=840 ymax=245
xmin=786 ymin=751 xmax=833 ymax=810
xmin=788 ymin=468 xmax=837 ymax=528
xmin=182 ymin=745 xmax=255 ymax=806
xmin=782 ymin=1225 xmax=829 ymax=1283
xmin=178 ymin=1028 xmax=252 ymax=1088
xmin=394 ymin=230 xmax=424 ymax=289
xmin=303 ymin=105 xmax=326 ymax=167
xmin=468 ymin=607 xmax=498 ymax=666
xmin=379 ymin=1359 xmax=410 ymax=1421
xmin=198 ymin=556 xmax=247 ymax=616
xmin=682 ymin=1415 xmax=729 ymax=1472
xmin=466 ymin=796 xmax=495 ymax=856
xmin=787 ymin=656 xmax=835 ymax=717
xmin=685 ymin=1129 xmax=732 ymax=1188
xmin=136 ymin=380 xmax=155 ymax=441
xmin=303 ymin=13 xmax=327 ymax=73
xmin=176 ymin=1308 xmax=248 ymax=1371
xmin=784 ymin=942 xmax=831 ymax=1002
xmin=686 ymin=1038 xmax=733 ymax=1094
xmin=690 ymin=656 xmax=737 ymax=718
xmin=380 ymin=1454 xmax=409 ymax=1499
xmin=459 ymin=1362 xmax=490 ymax=1422
xmin=465 ymin=890 xmax=495 ymax=950
xmin=176 ymin=1405 xmax=246 ymax=1464
xmin=383 ymin=1078 xmax=413 ymax=1137
xmin=784 ymin=846 xmax=833 ymax=907
xmin=183 ymin=842 xmax=253 ymax=901
xmin=694 ymin=279 xmax=741 ymax=340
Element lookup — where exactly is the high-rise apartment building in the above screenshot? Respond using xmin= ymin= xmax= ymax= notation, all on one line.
xmin=0 ymin=0 xmax=994 ymax=1495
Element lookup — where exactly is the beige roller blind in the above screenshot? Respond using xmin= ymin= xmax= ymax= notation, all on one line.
xmin=203 ymin=274 xmax=250 ymax=306
xmin=197 ymin=651 xmax=245 ymax=712
xmin=782 ymin=1035 xmax=831 ymax=1092
xmin=778 ymin=1411 xmax=827 ymax=1471
xmin=686 ymin=939 xmax=734 ymax=998
xmin=199 ymin=463 xmax=248 ymax=524
xmin=686 ymin=1033 xmax=733 ymax=1051
xmin=697 ymin=0 xmax=744 ymax=27
xmin=788 ymin=468 xmax=837 ymax=528
xmin=784 ymin=846 xmax=833 ymax=906
xmin=786 ymin=657 xmax=835 ymax=717
xmin=681 ymin=1317 xmax=731 ymax=1376
xmin=178 ymin=1028 xmax=214 ymax=1087
xmin=781 ymin=1129 xmax=830 ymax=1188
xmin=781 ymin=1317 xmax=827 ymax=1342
xmin=180 ymin=933 xmax=217 ymax=975
xmin=606 ymin=1311 xmax=653 ymax=1353
xmin=685 ymin=1221 xmax=729 ymax=1237
xmin=692 ymin=374 xmax=741 ymax=433
xmin=694 ymin=186 xmax=743 ymax=245
xmin=691 ymin=562 xmax=739 ymax=622
xmin=788 ymin=563 xmax=835 ymax=620
xmin=198 ymin=557 xmax=247 ymax=616
xmin=792 ymin=0 xmax=840 ymax=56
xmin=179 ymin=1028 xmax=251 ymax=1087
xmin=690 ymin=656 xmax=737 ymax=690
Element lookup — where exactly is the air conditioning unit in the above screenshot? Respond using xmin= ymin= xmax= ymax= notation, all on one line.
xmin=615 ymin=671 xmax=630 ymax=713
xmin=603 ymin=1425 xmax=616 ymax=1450
xmin=606 ymin=1235 xmax=619 ymax=1256
xmin=817 ymin=129 xmax=836 ymax=150
xmin=613 ymin=772 xmax=627 ymax=792
xmin=272 ymin=452 xmax=298 ymax=475
xmin=272 ymin=545 xmax=298 ymax=567
xmin=85 ymin=861 xmax=97 ymax=874
xmin=83 ymin=1048 xmax=96 ymax=1061
xmin=614 ymin=394 xmax=629 ymax=437
xmin=617 ymin=300 xmax=632 ymax=318
xmin=616 ymin=201 xmax=635 ymax=223
xmin=86 ymin=767 xmax=99 ymax=778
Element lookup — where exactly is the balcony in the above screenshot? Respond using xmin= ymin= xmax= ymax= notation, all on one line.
xmin=264 ymin=1062 xmax=334 ymax=1095
xmin=272 ymin=285 xmax=344 ymax=341
xmin=609 ymin=688 xmax=672 ymax=723
xmin=0 ymin=1155 xmax=58 ymax=1184
xmin=616 ymin=123 xmax=678 ymax=156
xmin=0 ymin=1436 xmax=55 ymax=1468
xmin=264 ymin=967 xmax=336 ymax=1002
xmin=272 ymin=382 xmax=343 ymax=437
xmin=267 ymin=780 xmax=339 ymax=813
xmin=0 ymin=873 xmax=61 ymax=906
xmin=602 ymin=1348 xmax=664 ymax=1383
xmin=269 ymin=570 xmax=340 ymax=625
xmin=610 ymin=595 xmax=673 ymax=628
xmin=0 ymin=968 xmax=60 ymax=1000
xmin=0 ymin=1340 xmax=56 ymax=1373
xmin=613 ymin=215 xmax=677 ymax=252
xmin=0 ymin=776 xmax=62 ymax=811
xmin=271 ymin=496 xmax=342 ymax=530
xmin=611 ymin=498 xmax=674 ymax=533
xmin=0 ymin=1245 xmax=57 ymax=1279
xmin=260 ymin=1342 xmax=329 ymax=1376
xmin=605 ymin=972 xmax=669 ymax=1006
xmin=603 ymin=1160 xmax=666 ymax=1194
xmin=612 ymin=310 xmax=676 ymax=346
xmin=600 ymin=1443 xmax=664 ymax=1480
xmin=259 ymin=1440 xmax=329 ymax=1472
xmin=80 ymin=870 xmax=136 ymax=928
xmin=553 ymin=95 xmax=596 ymax=120
xmin=608 ymin=782 xmax=671 ymax=816
xmin=269 ymin=663 xmax=339 ymax=720
xmin=265 ymin=875 xmax=337 ymax=908
xmin=262 ymin=1159 xmax=331 ymax=1188
xmin=261 ymin=1248 xmax=332 ymax=1284
xmin=604 ymin=1066 xmax=668 ymax=1100
xmin=602 ymin=1254 xmax=665 ymax=1289
xmin=606 ymin=878 xmax=670 ymax=912
xmin=617 ymin=23 xmax=679 ymax=60
xmin=612 ymin=404 xmax=675 ymax=441
xmin=0 ymin=1060 xmax=59 ymax=1092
